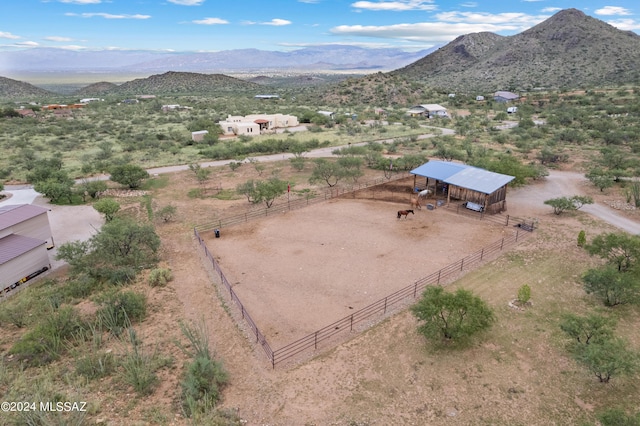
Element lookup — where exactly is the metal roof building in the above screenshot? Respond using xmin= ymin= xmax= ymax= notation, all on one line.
xmin=0 ymin=204 xmax=52 ymax=296
xmin=410 ymin=161 xmax=515 ymax=213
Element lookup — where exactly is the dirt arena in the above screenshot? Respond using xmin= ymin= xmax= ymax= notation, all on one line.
xmin=203 ymin=197 xmax=515 ymax=349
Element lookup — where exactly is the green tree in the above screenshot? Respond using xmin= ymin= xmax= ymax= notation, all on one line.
xmin=574 ymin=337 xmax=637 ymax=383
xmin=544 ymin=195 xmax=593 ymax=215
xmin=79 ymin=179 xmax=108 ymax=200
xmin=57 ymin=218 xmax=160 ymax=283
xmin=236 ymin=179 xmax=257 ymax=203
xmin=411 ymin=286 xmax=495 ymax=342
xmin=109 ymin=164 xmax=149 ymax=189
xmin=34 ymin=179 xmax=74 ymax=203
xmin=586 ymin=168 xmax=614 ymax=192
xmin=560 ymin=313 xmax=616 ymax=345
xmin=585 ymin=233 xmax=640 ymax=272
xmin=337 ymin=156 xmax=364 ymax=182
xmin=188 ymin=163 xmax=211 ymax=186
xmin=93 ymin=198 xmax=121 ymax=222
xmin=583 ymin=266 xmax=640 ymax=306
xmin=309 ymin=158 xmax=346 ymax=187
xmin=254 ymin=177 xmax=289 ymax=208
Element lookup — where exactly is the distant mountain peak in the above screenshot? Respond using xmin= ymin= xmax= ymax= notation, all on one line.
xmin=393 ymin=8 xmax=640 ymax=92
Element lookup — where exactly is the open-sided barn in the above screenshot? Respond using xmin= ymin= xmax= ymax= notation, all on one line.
xmin=0 ymin=204 xmax=53 ymax=293
xmin=410 ymin=161 xmax=515 ymax=213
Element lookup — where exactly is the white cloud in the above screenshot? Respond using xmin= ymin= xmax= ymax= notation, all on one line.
xmin=595 ymin=6 xmax=631 ymax=16
xmin=541 ymin=7 xmax=561 ymax=13
xmin=44 ymin=36 xmax=73 ymax=42
xmin=192 ymin=17 xmax=228 ymax=25
xmin=58 ymin=45 xmax=87 ymax=50
xmin=65 ymin=12 xmax=151 ymax=19
xmin=330 ymin=18 xmax=533 ymax=44
xmin=460 ymin=2 xmax=477 ymax=7
xmin=435 ymin=11 xmax=547 ymax=26
xmin=0 ymin=31 xmax=20 ymax=39
xmin=298 ymin=0 xmax=320 ymax=3
xmin=16 ymin=41 xmax=40 ymax=47
xmin=351 ymin=0 xmax=436 ymax=12
xmin=168 ymin=0 xmax=206 ymax=5
xmin=261 ymin=19 xmax=292 ymax=26
xmin=58 ymin=0 xmax=102 ymax=4
xmin=606 ymin=19 xmax=640 ymax=31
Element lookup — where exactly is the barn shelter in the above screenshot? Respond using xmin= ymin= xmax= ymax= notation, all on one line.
xmin=410 ymin=161 xmax=515 ymax=213
xmin=0 ymin=204 xmax=53 ymax=294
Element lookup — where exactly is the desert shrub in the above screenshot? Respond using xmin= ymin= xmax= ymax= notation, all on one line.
xmin=598 ymin=408 xmax=640 ymax=426
xmin=75 ymin=351 xmax=116 ymax=380
xmin=120 ymin=329 xmax=159 ymax=396
xmin=97 ymin=290 xmax=147 ymax=336
xmin=182 ymin=357 xmax=228 ymax=417
xmin=517 ymin=284 xmax=531 ymax=304
xmin=577 ymin=230 xmax=586 ymax=247
xmin=178 ymin=321 xmax=229 ymax=417
xmin=0 ymin=298 xmax=30 ymax=328
xmin=148 ymin=268 xmax=173 ymax=287
xmin=10 ymin=306 xmax=85 ymax=367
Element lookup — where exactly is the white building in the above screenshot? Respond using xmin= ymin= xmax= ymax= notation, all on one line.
xmin=218 ymin=113 xmax=299 ymax=136
xmin=191 ymin=130 xmax=209 ymax=142
xmin=407 ymin=104 xmax=448 ymax=118
xmin=0 ymin=204 xmax=53 ymax=296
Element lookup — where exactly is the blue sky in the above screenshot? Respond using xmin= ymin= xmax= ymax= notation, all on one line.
xmin=1 ymin=0 xmax=638 ymax=52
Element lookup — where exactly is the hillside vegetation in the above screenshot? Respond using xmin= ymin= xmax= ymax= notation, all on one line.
xmin=393 ymin=9 xmax=640 ymax=92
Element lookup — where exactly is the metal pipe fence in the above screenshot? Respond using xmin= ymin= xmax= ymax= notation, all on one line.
xmin=195 ymin=172 xmax=411 ymax=233
xmin=193 ymin=175 xmax=536 ymax=368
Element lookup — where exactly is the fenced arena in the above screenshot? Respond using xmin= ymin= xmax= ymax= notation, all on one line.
xmin=194 ymin=175 xmax=534 ymax=368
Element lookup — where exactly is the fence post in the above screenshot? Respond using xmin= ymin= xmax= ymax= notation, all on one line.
xmin=350 ymin=314 xmax=354 ymax=331
xmin=505 ymin=215 xmax=510 ymax=226
xmin=460 ymin=258 xmax=464 ymax=271
xmin=516 ymin=229 xmax=520 ymax=242
xmin=480 ymin=248 xmax=484 ymax=261
xmin=501 ymin=238 xmax=504 ymax=250
xmin=414 ymin=282 xmax=418 ymax=298
xmin=437 ymin=270 xmax=441 ymax=285
xmin=384 ymin=297 xmax=388 ymax=313
xmin=314 ymin=331 xmax=318 ymax=349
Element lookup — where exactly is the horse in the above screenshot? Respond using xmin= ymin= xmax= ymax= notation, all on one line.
xmin=397 ymin=209 xmax=414 ymax=219
xmin=410 ymin=198 xmax=422 ymax=210
xmin=417 ymin=189 xmax=432 ymax=199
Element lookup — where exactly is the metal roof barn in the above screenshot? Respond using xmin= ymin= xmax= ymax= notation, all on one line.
xmin=410 ymin=161 xmax=515 ymax=213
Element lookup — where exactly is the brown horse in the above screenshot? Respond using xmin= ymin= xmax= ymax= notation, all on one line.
xmin=410 ymin=198 xmax=422 ymax=210
xmin=397 ymin=209 xmax=414 ymax=219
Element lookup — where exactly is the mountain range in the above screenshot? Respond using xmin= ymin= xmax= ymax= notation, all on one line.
xmin=1 ymin=9 xmax=640 ymax=100
xmin=0 ymin=45 xmax=434 ymax=74
xmin=393 ymin=8 xmax=640 ymax=91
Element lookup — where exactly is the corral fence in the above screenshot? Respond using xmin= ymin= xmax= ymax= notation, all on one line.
xmin=193 ymin=174 xmax=537 ymax=368
xmin=195 ymin=172 xmax=411 ymax=233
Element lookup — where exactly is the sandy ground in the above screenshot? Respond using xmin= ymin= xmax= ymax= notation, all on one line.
xmin=205 ymin=198 xmax=511 ymax=349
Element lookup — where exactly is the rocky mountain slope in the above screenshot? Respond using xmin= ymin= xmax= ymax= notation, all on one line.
xmin=393 ymin=8 xmax=640 ymax=92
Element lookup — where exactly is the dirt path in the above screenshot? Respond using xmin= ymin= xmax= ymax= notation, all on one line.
xmin=508 ymin=170 xmax=640 ymax=234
